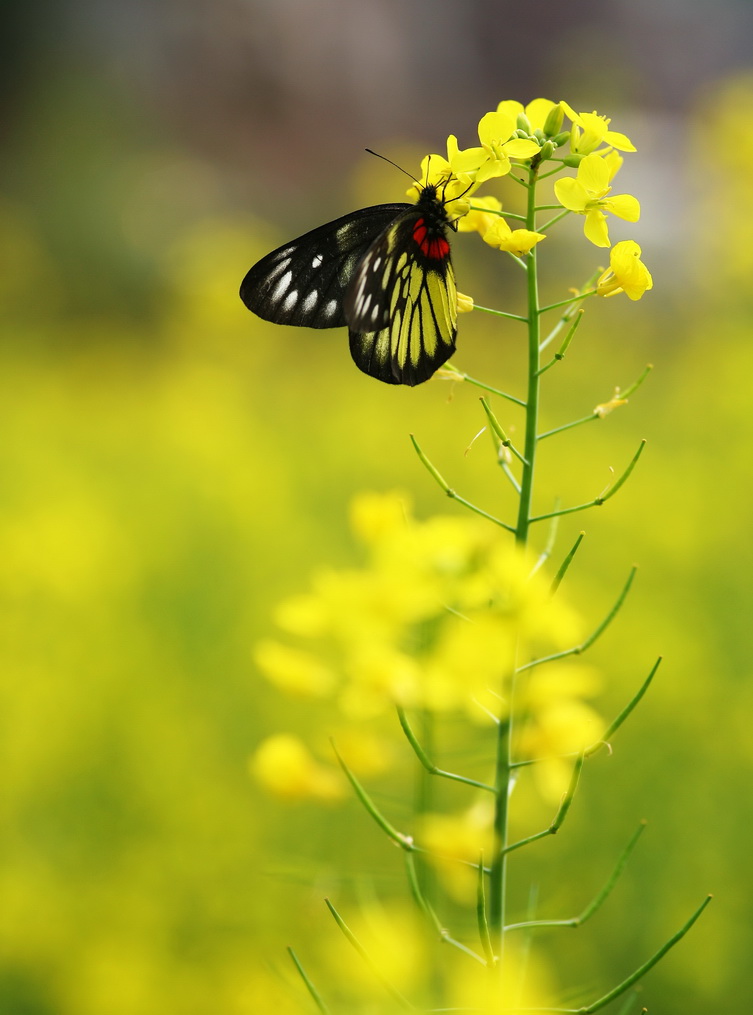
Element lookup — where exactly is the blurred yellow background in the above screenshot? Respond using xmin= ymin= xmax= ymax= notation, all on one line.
xmin=2 ymin=2 xmax=753 ymax=1012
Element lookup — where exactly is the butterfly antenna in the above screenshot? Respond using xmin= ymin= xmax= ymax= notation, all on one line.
xmin=364 ymin=149 xmax=420 ymax=186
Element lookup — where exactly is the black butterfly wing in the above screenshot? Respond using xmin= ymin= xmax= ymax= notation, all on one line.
xmin=240 ymin=204 xmax=410 ymax=329
xmin=345 ymin=209 xmax=458 ymax=386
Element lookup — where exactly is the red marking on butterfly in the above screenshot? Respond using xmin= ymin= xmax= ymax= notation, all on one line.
xmin=412 ymin=218 xmax=451 ymax=261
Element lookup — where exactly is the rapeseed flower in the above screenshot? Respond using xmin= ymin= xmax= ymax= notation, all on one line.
xmin=554 ymin=152 xmax=640 ymax=247
xmin=597 ymin=240 xmax=654 ymax=300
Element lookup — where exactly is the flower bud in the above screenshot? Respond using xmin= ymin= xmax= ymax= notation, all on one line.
xmin=543 ymin=102 xmax=564 ymax=136
xmin=456 ymin=291 xmax=474 ymax=314
xmin=551 ymin=131 xmax=572 ymax=148
xmin=533 ymin=128 xmax=545 ymax=143
xmin=562 ymin=154 xmax=585 ymax=168
xmin=537 ymin=140 xmax=554 ymax=161
xmin=516 ymin=113 xmax=532 ymax=133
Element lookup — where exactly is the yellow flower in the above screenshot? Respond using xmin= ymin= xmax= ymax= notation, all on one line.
xmin=408 ymin=138 xmax=475 ymax=217
xmin=515 ymin=662 xmax=604 ymax=803
xmin=444 ymin=942 xmax=556 ymax=1013
xmin=457 ymin=195 xmax=503 ymax=235
xmin=254 ymin=639 xmax=335 ymax=696
xmin=419 ymin=800 xmax=495 ymax=900
xmin=349 ymin=488 xmax=410 ymax=545
xmin=482 ymin=217 xmax=546 ymax=256
xmin=341 ymin=643 xmax=423 ymax=716
xmin=451 ymin=111 xmax=540 ymax=184
xmin=250 ymin=734 xmax=344 ymax=800
xmin=561 ymin=101 xmax=637 ymax=154
xmin=320 ymin=903 xmax=427 ymax=995
xmin=554 ymin=152 xmax=640 ymax=247
xmin=597 ymin=240 xmax=653 ymax=300
xmin=254 ymin=495 xmax=588 ymax=721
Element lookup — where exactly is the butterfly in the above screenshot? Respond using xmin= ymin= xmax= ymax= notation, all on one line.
xmin=240 ymin=177 xmax=461 ymax=386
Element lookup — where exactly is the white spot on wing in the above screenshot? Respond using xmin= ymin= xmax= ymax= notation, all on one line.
xmin=302 ymin=290 xmax=318 ymax=314
xmin=265 ymin=257 xmax=291 ymax=282
xmin=311 ymin=253 xmax=323 ymax=268
xmin=272 ymin=270 xmax=293 ymax=300
xmin=283 ymin=290 xmax=298 ymax=312
xmin=324 ymin=299 xmax=338 ymax=319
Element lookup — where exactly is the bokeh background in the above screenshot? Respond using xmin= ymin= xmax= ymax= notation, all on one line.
xmin=3 ymin=1 xmax=753 ymax=1012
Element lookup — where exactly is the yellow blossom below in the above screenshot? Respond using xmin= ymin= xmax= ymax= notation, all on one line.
xmin=253 ymin=492 xmax=585 ymax=718
xmin=250 ymin=734 xmax=344 ymax=800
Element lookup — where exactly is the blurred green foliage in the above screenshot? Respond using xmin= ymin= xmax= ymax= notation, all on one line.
xmin=2 ymin=72 xmax=753 ymax=1014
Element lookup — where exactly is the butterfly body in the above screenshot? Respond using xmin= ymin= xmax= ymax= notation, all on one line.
xmin=240 ymin=183 xmax=458 ymax=385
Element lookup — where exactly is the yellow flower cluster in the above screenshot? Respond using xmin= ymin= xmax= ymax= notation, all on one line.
xmin=411 ymin=98 xmax=652 ymax=297
xmin=250 ymin=493 xmax=604 ymax=801
xmin=255 ymin=491 xmax=582 ymax=719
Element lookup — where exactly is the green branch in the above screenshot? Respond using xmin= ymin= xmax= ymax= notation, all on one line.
xmin=474 ymin=304 xmax=528 ymax=322
xmin=404 ymin=852 xmax=487 ymax=965
xmin=550 ymin=531 xmax=586 ymax=594
xmin=287 ymin=948 xmax=332 ymax=1015
xmin=518 ymin=566 xmax=637 ymax=673
xmin=331 ymin=740 xmax=414 ymax=850
xmin=438 ymin=364 xmax=526 ymax=406
xmin=502 ymin=755 xmax=584 ymax=856
xmin=586 ymin=657 xmax=661 ymax=757
xmin=538 ymin=365 xmax=653 ymax=438
xmin=579 ymin=895 xmax=712 ymax=1013
xmin=324 ymin=899 xmax=416 ymax=1011
xmin=537 ymin=310 xmax=585 ymax=376
xmin=410 ymin=434 xmax=516 ymax=532
xmin=480 ymin=397 xmax=528 ymax=465
xmin=505 ymin=822 xmax=646 ymax=931
xmin=531 ymin=441 xmax=647 ymax=524
xmin=477 ymin=854 xmax=496 ymax=966
xmin=397 ymin=707 xmax=495 ymax=793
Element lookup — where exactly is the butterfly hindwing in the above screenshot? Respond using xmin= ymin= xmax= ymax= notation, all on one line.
xmin=239 ymin=204 xmax=410 ymax=329
xmin=346 ymin=202 xmax=458 ymax=386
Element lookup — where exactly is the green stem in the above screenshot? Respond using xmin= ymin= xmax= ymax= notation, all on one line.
xmin=515 ymin=166 xmax=542 ymax=548
xmin=489 ymin=163 xmax=542 ymax=970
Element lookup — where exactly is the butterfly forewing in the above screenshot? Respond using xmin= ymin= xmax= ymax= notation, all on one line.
xmin=240 ymin=205 xmax=409 ymax=329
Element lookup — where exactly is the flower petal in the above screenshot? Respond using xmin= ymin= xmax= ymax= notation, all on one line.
xmin=554 ymin=177 xmax=588 ymax=212
xmin=525 ymin=98 xmax=557 ymax=130
xmin=478 ymin=109 xmax=517 ymax=145
xmin=604 ymin=193 xmax=641 ymax=222
xmin=583 ymin=209 xmax=610 ymax=247
xmin=578 ymin=153 xmax=611 ymax=195
xmin=604 ymin=129 xmax=636 ymax=153
xmin=503 ymin=138 xmax=541 ymax=159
